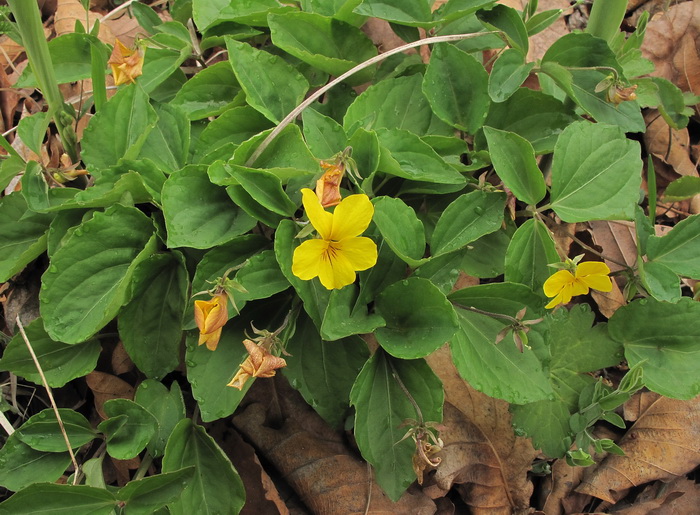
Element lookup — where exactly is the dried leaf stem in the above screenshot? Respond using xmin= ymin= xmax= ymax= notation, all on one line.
xmin=15 ymin=315 xmax=80 ymax=485
xmin=245 ymin=31 xmax=496 ymax=167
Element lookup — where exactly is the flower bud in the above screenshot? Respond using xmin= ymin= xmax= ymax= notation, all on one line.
xmin=194 ymin=292 xmax=228 ymax=351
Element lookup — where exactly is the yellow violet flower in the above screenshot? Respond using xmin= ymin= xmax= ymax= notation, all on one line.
xmin=194 ymin=292 xmax=228 ymax=351
xmin=292 ymin=188 xmax=378 ymax=290
xmin=108 ymin=39 xmax=144 ymax=86
xmin=543 ymin=261 xmax=613 ymax=309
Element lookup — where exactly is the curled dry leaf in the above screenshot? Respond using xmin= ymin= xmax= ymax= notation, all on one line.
xmin=425 ymin=346 xmax=536 ymax=514
xmin=608 ymin=477 xmax=700 ymax=515
xmin=642 ymin=1 xmax=700 ymax=96
xmin=577 ymin=394 xmax=700 ymax=503
xmin=85 ymin=370 xmax=134 ymax=420
xmin=55 ymin=0 xmax=114 ymax=43
xmin=644 ymin=111 xmax=698 ymax=178
xmin=232 ymin=382 xmax=435 ymax=515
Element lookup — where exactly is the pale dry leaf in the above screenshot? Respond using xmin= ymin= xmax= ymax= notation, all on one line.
xmin=425 ymin=345 xmax=536 ymax=514
xmin=111 ymin=341 xmax=134 ymax=375
xmin=587 ymin=221 xmax=638 ymax=273
xmin=609 ymin=477 xmax=700 ymax=515
xmin=644 ymin=111 xmax=698 ymax=178
xmin=85 ymin=370 xmax=135 ymax=420
xmin=577 ymin=395 xmax=700 ymax=503
xmin=623 ymin=391 xmax=661 ymax=423
xmin=642 ymin=1 xmax=700 ymax=96
xmin=542 ymin=458 xmax=590 ymax=515
xmin=55 ymin=0 xmax=114 ymax=43
xmin=590 ymin=279 xmax=626 ymax=319
xmin=550 ymin=222 xmax=577 ymax=258
xmin=527 ymin=0 xmax=571 ymax=63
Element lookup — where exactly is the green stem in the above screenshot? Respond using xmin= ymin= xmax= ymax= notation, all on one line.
xmin=7 ymin=0 xmax=78 ymax=162
xmin=586 ymin=0 xmax=628 ymax=44
xmin=646 ymin=154 xmax=657 ymax=226
xmin=133 ymin=453 xmax=153 ymax=481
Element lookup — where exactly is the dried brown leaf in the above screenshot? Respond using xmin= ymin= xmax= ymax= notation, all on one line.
xmin=644 ymin=111 xmax=698 ymax=178
xmin=577 ymin=395 xmax=700 ymax=503
xmin=55 ymin=0 xmax=114 ymax=43
xmin=623 ymin=391 xmax=661 ymax=423
xmin=85 ymin=371 xmax=134 ymax=420
xmin=111 ymin=341 xmax=134 ymax=376
xmin=425 ymin=346 xmax=536 ymax=514
xmin=609 ymin=477 xmax=700 ymax=515
xmin=642 ymin=2 xmax=700 ymax=96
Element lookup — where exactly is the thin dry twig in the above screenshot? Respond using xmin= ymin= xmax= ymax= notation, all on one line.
xmin=0 ymin=410 xmax=14 ymax=435
xmin=15 ymin=315 xmax=80 ymax=485
xmin=244 ymin=32 xmax=497 ymax=167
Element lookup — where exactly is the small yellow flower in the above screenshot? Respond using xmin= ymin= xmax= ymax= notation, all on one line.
xmin=108 ymin=39 xmax=144 ymax=86
xmin=227 ymin=339 xmax=287 ymax=390
xmin=543 ymin=261 xmax=613 ymax=309
xmin=194 ymin=293 xmax=228 ymax=351
xmin=315 ymin=160 xmax=345 ymax=208
xmin=292 ymin=188 xmax=378 ymax=290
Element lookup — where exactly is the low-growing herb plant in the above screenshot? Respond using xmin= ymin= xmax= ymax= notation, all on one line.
xmin=1 ymin=0 xmax=699 ymax=512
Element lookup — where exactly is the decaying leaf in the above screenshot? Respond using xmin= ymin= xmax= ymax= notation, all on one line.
xmin=426 ymin=346 xmax=536 ymax=514
xmin=232 ymin=379 xmax=436 ymax=514
xmin=55 ymin=0 xmax=114 ymax=43
xmin=608 ymin=477 xmax=700 ymax=515
xmin=642 ymin=1 xmax=700 ymax=96
xmin=85 ymin=370 xmax=134 ymax=419
xmin=644 ymin=111 xmax=698 ymax=178
xmin=577 ymin=394 xmax=700 ymax=503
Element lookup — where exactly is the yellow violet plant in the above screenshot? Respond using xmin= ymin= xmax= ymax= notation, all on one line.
xmin=543 ymin=259 xmax=613 ymax=309
xmin=107 ymin=39 xmax=144 ymax=86
xmin=291 ymin=188 xmax=378 ymax=290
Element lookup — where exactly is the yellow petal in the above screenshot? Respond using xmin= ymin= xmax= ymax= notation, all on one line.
xmin=302 ymin=188 xmax=332 ymax=240
xmin=578 ymin=274 xmax=613 ymax=292
xmin=543 ymin=270 xmax=575 ymax=297
xmin=576 ymin=262 xmax=613 ymax=292
xmin=545 ymin=290 xmax=567 ymax=309
xmin=333 ymin=236 xmax=378 ymax=272
xmin=576 ymin=261 xmax=611 ymax=278
xmin=292 ymin=239 xmax=328 ymax=280
xmin=330 ymin=193 xmax=374 ymax=241
xmin=317 ymin=245 xmax=356 ymax=289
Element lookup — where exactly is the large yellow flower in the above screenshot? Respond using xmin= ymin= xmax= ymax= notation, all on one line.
xmin=543 ymin=261 xmax=613 ymax=309
xmin=292 ymin=188 xmax=378 ymax=290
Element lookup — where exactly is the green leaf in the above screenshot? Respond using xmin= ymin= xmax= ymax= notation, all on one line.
xmin=504 ymin=218 xmax=559 ymax=294
xmin=226 ymin=38 xmax=309 ymax=123
xmin=0 ymin=192 xmax=54 ymax=282
xmin=285 ymin=312 xmax=370 ymax=427
xmin=377 ymin=128 xmax=466 ymax=185
xmin=459 ymin=228 xmax=511 ymax=278
xmin=16 ymin=111 xmax=49 ymax=156
xmin=652 ymin=77 xmax=690 ymax=129
xmin=344 ymin=74 xmax=435 ymax=135
xmin=0 ymin=483 xmax=116 ymax=514
xmin=550 ymin=121 xmax=643 ymax=222
xmin=118 ymin=252 xmax=189 ymax=379
xmin=135 ymin=380 xmax=186 ymax=458
xmin=302 ymin=108 xmax=347 ymax=159
xmin=138 ymin=34 xmax=192 ymax=94
xmin=477 ymin=4 xmax=529 ymax=53
xmin=355 ymin=231 xmax=407 ymax=308
xmin=231 ymin=249 xmax=290 ymax=304
xmin=193 ymin=106 xmax=272 ymax=163
xmin=431 ymin=190 xmax=506 ymax=256
xmin=488 ymin=48 xmax=535 ymax=102
xmin=185 ymin=326 xmax=250 ymax=422
xmin=14 ymin=33 xmax=109 ymax=87
xmin=231 ymin=168 xmax=297 ymax=216
xmin=117 ymin=468 xmax=195 ymax=515
xmin=663 ymin=176 xmax=700 ymax=202
xmin=646 ymin=214 xmax=700 ymax=278
xmin=353 ymin=0 xmax=434 ymax=27
xmin=0 ymin=435 xmax=71 ymax=492
xmin=433 ymin=0 xmax=497 ymax=23
xmin=483 ymin=127 xmax=545 ymax=205
xmin=0 ymin=318 xmax=100 ymax=387
xmin=269 ymin=11 xmax=377 ymax=85
xmin=526 ymin=8 xmax=562 ymax=36
xmin=16 ymin=409 xmax=96 ymax=452
xmin=450 ymin=306 xmax=553 ymax=404
xmin=422 ymin=43 xmax=490 ymax=133
xmin=510 ymin=400 xmax=570 ymax=457
xmin=372 ymin=196 xmax=426 ymax=265
xmin=98 ymin=399 xmax=158 ymax=460
xmin=192 ymin=0 xmax=294 ymax=29
xmin=639 ymin=261 xmax=681 ymax=303
xmin=170 ymin=61 xmax=242 ymax=120
xmin=542 ymin=32 xmax=621 ymax=71
xmin=609 ymin=298 xmax=700 ymax=399
xmin=274 ymin=220 xmax=331 ymax=328
xmin=320 ymin=285 xmax=386 ymax=340
xmin=162 ymin=419 xmax=245 ymax=514
xmin=375 ymin=278 xmax=459 ymax=358
xmin=139 ymin=103 xmax=190 ymax=172
xmin=81 ymin=85 xmax=159 ymax=171
xmin=448 ymin=282 xmax=544 ymax=317
xmin=41 ymin=204 xmax=156 ymax=343
xmin=350 ymin=350 xmax=443 ymax=501
xmin=482 ymin=87 xmax=578 ymax=153
xmin=162 ymin=165 xmax=256 ymax=249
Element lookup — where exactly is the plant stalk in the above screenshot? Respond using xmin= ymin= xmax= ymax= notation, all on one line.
xmin=7 ymin=0 xmax=78 ymax=162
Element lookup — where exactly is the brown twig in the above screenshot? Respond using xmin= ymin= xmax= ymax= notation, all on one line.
xmin=15 ymin=315 xmax=80 ymax=485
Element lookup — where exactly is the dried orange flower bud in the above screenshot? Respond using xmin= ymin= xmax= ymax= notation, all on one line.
xmin=227 ymin=339 xmax=287 ymax=390
xmin=108 ymin=39 xmax=144 ymax=86
xmin=194 ymin=292 xmax=228 ymax=351
xmin=315 ymin=160 xmax=345 ymax=208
